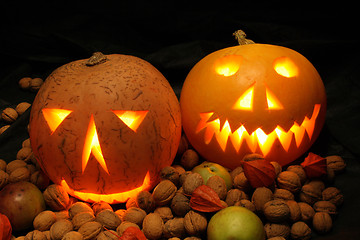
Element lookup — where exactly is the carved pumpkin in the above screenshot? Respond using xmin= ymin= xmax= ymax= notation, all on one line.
xmin=180 ymin=32 xmax=326 ymax=169
xmin=29 ymin=53 xmax=181 ymax=204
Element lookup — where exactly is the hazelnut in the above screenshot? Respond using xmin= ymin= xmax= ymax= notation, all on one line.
xmin=1 ymin=107 xmax=18 ymax=123
xmin=49 ymin=219 xmax=73 ymax=240
xmin=15 ymin=102 xmax=31 ymax=115
xmin=180 ymin=149 xmax=199 ymax=170
xmin=290 ymin=221 xmax=311 ymax=240
xmin=322 ymin=187 xmax=344 ymax=206
xmin=19 ymin=77 xmax=32 ymax=90
xmin=135 ymin=190 xmax=155 ymax=213
xmin=182 ymin=173 xmax=203 ymax=195
xmin=251 ymin=187 xmax=273 ymax=212
xmin=171 ymin=192 xmax=191 ymax=217
xmin=312 ymin=212 xmax=332 ymax=234
xmin=163 ymin=217 xmax=186 ymax=238
xmin=142 ymin=213 xmax=164 ymax=240
xmin=298 ymin=202 xmax=315 ymax=223
xmin=264 ymin=222 xmax=290 ymax=239
xmin=152 ymin=180 xmax=177 ymax=206
xmin=43 ymin=184 xmax=70 ymax=211
xmin=184 ymin=210 xmax=207 ymax=236
xmin=160 ymin=166 xmax=180 ymax=186
xmin=299 ymin=183 xmax=322 ymax=205
xmin=287 ymin=165 xmax=307 ymax=184
xmin=72 ymin=211 xmax=95 ymax=230
xmin=263 ymin=199 xmax=290 ymax=222
xmin=33 ymin=210 xmax=57 ymax=231
xmin=29 ymin=78 xmax=44 ymax=92
xmin=78 ymin=221 xmax=102 ymax=240
xmin=313 ymin=200 xmax=337 ymax=215
xmin=225 ymin=189 xmax=248 ymax=206
xmin=95 ymin=209 xmax=121 ymax=230
xmin=61 ymin=231 xmax=84 ymax=240
xmin=326 ymin=155 xmax=346 ymax=173
xmin=277 ymin=171 xmax=301 ymax=193
xmin=206 ymin=175 xmax=227 ymax=200
xmin=154 ymin=206 xmax=174 ymax=223
xmin=123 ymin=207 xmax=146 ymax=227
xmin=68 ymin=202 xmax=93 ymax=218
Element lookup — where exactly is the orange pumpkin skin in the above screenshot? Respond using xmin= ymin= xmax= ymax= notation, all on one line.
xmin=180 ymin=44 xmax=326 ymax=169
xmin=29 ymin=54 xmax=181 ymax=204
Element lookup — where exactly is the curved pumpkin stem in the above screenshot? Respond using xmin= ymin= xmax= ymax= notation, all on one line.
xmin=86 ymin=52 xmax=108 ymax=66
xmin=233 ymin=30 xmax=255 ymax=45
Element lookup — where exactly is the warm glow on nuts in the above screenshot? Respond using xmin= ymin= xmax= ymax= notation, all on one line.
xmin=273 ymin=57 xmax=298 ymax=78
xmin=42 ymin=108 xmax=73 ymax=134
xmin=214 ymin=55 xmax=242 ymax=77
xmin=60 ymin=171 xmax=151 ymax=204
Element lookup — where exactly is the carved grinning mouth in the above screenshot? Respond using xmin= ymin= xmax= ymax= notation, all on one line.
xmin=195 ymin=104 xmax=321 ymax=157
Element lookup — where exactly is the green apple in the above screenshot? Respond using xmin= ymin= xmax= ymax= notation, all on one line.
xmin=192 ymin=161 xmax=232 ymax=190
xmin=0 ymin=181 xmax=46 ymax=231
xmin=207 ymin=206 xmax=265 ymax=240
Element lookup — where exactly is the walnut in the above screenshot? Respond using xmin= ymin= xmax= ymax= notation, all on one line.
xmin=273 ymin=188 xmax=294 ymax=201
xmin=206 ymin=175 xmax=227 ymax=200
xmin=177 ymin=135 xmax=189 ymax=157
xmin=8 ymin=167 xmax=30 ymax=183
xmin=72 ymin=211 xmax=95 ymax=230
xmin=171 ymin=192 xmax=191 ymax=217
xmin=123 ymin=207 xmax=146 ymax=227
xmin=160 ymin=166 xmax=180 ymax=186
xmin=290 ymin=221 xmax=311 ymax=240
xmin=1 ymin=107 xmax=18 ymax=123
xmin=179 ymin=171 xmax=192 ymax=186
xmin=152 ymin=180 xmax=177 ymax=206
xmin=49 ymin=219 xmax=73 ymax=240
xmin=30 ymin=170 xmax=50 ymax=190
xmin=95 ymin=209 xmax=121 ymax=230
xmin=91 ymin=201 xmax=113 ymax=215
xmin=264 ymin=222 xmax=290 ymax=239
xmin=6 ymin=160 xmax=27 ymax=174
xmin=312 ymin=212 xmax=332 ymax=234
xmin=33 ymin=210 xmax=57 ymax=231
xmin=25 ymin=230 xmax=47 ymax=240
xmin=15 ymin=102 xmax=31 ymax=115
xmin=0 ymin=125 xmax=10 ymax=134
xmin=0 ymin=159 xmax=6 ymax=171
xmin=142 ymin=213 xmax=164 ymax=240
xmin=313 ymin=201 xmax=337 ymax=215
xmin=19 ymin=77 xmax=32 ymax=90
xmin=135 ymin=190 xmax=155 ymax=213
xmin=61 ymin=231 xmax=84 ymax=240
xmin=299 ymin=183 xmax=322 ymax=205
xmin=287 ymin=165 xmax=307 ymax=184
xmin=16 ymin=147 xmax=33 ymax=162
xmin=182 ymin=173 xmax=203 ymax=195
xmin=29 ymin=78 xmax=44 ymax=92
xmin=154 ymin=206 xmax=174 ymax=223
xmin=0 ymin=170 xmax=9 ymax=189
xmin=263 ymin=199 xmax=290 ymax=222
xmin=55 ymin=210 xmax=70 ymax=220
xmin=43 ymin=184 xmax=70 ymax=211
xmin=163 ymin=217 xmax=186 ymax=238
xmin=96 ymin=230 xmax=119 ymax=240
xmin=270 ymin=161 xmax=282 ymax=176
xmin=326 ymin=155 xmax=346 ymax=173
xmin=78 ymin=221 xmax=102 ymax=240
xmin=172 ymin=165 xmax=186 ymax=175
xmin=322 ymin=187 xmax=343 ymax=206
xmin=286 ymin=200 xmax=301 ymax=222
xmin=180 ymin=149 xmax=199 ymax=170
xmin=225 ymin=189 xmax=247 ymax=207
xmin=234 ymin=199 xmax=255 ymax=211
xmin=277 ymin=171 xmax=301 ymax=193
xmin=116 ymin=221 xmax=140 ymax=236
xmin=68 ymin=202 xmax=94 ymax=219
xmin=233 ymin=172 xmax=251 ymax=192
xmin=230 ymin=166 xmax=243 ymax=181
xmin=183 ymin=210 xmax=207 ymax=236
xmin=298 ymin=202 xmax=315 ymax=223
xmin=251 ymin=187 xmax=273 ymax=212
xmin=114 ymin=209 xmax=126 ymax=221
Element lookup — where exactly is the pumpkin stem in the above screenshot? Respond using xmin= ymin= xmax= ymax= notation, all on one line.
xmin=86 ymin=52 xmax=108 ymax=66
xmin=233 ymin=30 xmax=255 ymax=45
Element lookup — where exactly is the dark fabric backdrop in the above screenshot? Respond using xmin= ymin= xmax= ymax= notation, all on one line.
xmin=0 ymin=1 xmax=359 ymax=239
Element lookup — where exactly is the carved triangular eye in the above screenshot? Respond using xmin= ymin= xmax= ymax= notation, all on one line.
xmin=42 ymin=108 xmax=73 ymax=134
xmin=112 ymin=110 xmax=148 ymax=132
xmin=266 ymin=87 xmax=283 ymax=110
xmin=233 ymin=85 xmax=254 ymax=110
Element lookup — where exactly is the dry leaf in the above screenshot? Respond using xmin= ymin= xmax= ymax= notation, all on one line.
xmin=242 ymin=159 xmax=276 ymax=188
xmin=189 ymin=185 xmax=224 ymax=212
xmin=301 ymin=152 xmax=327 ymax=178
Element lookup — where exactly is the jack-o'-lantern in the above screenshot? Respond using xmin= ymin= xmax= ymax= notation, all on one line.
xmin=29 ymin=52 xmax=181 ymax=204
xmin=180 ymin=31 xmax=326 ymax=169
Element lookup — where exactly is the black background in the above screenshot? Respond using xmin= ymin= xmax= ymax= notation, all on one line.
xmin=0 ymin=1 xmax=359 ymax=239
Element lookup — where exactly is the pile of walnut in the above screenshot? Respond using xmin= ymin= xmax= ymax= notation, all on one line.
xmin=1 ymin=134 xmax=346 ymax=240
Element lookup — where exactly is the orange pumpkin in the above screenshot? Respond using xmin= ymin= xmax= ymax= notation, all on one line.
xmin=180 ymin=32 xmax=326 ymax=169
xmin=29 ymin=53 xmax=181 ymax=204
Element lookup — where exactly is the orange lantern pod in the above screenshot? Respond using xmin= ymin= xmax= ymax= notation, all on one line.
xmin=29 ymin=52 xmax=181 ymax=204
xmin=180 ymin=31 xmax=326 ymax=169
